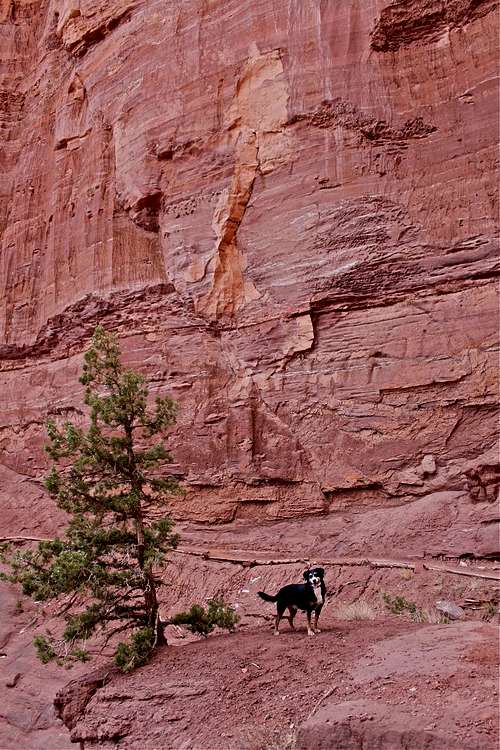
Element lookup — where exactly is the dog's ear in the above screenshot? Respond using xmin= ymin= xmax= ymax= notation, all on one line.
xmin=316 ymin=567 xmax=325 ymax=578
xmin=303 ymin=569 xmax=311 ymax=580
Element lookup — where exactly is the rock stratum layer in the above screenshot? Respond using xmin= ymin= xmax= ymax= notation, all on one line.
xmin=1 ymin=0 xmax=499 ymax=529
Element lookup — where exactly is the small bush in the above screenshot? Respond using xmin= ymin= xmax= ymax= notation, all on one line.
xmin=399 ymin=568 xmax=413 ymax=581
xmin=207 ymin=597 xmax=239 ymax=631
xmin=335 ymin=601 xmax=378 ymax=621
xmin=115 ymin=627 xmax=156 ymax=673
xmin=482 ymin=600 xmax=498 ymax=621
xmin=171 ymin=597 xmax=239 ymax=636
xmin=383 ymin=593 xmax=449 ymax=624
xmin=412 ymin=608 xmax=449 ymax=625
xmin=383 ymin=593 xmax=417 ymax=615
xmin=70 ymin=647 xmax=91 ymax=663
xmin=33 ymin=635 xmax=56 ymax=664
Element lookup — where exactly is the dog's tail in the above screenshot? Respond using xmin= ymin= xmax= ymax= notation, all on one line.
xmin=257 ymin=591 xmax=278 ymax=603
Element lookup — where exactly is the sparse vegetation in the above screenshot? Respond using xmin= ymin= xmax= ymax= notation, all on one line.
xmin=171 ymin=597 xmax=239 ymax=636
xmin=383 ymin=593 xmax=449 ymax=624
xmin=1 ymin=327 xmax=240 ymax=672
xmin=482 ymin=600 xmax=498 ymax=621
xmin=33 ymin=634 xmax=56 ymax=664
xmin=412 ymin=608 xmax=449 ymax=625
xmin=114 ymin=626 xmax=156 ymax=673
xmin=383 ymin=592 xmax=417 ymax=615
xmin=399 ymin=568 xmax=413 ymax=581
xmin=335 ymin=600 xmax=378 ymax=620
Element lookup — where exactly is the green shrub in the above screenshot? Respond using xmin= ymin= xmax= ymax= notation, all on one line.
xmin=70 ymin=647 xmax=91 ymax=663
xmin=171 ymin=597 xmax=239 ymax=636
xmin=383 ymin=592 xmax=417 ymax=615
xmin=115 ymin=627 xmax=156 ymax=673
xmin=383 ymin=592 xmax=449 ymax=624
xmin=33 ymin=635 xmax=56 ymax=664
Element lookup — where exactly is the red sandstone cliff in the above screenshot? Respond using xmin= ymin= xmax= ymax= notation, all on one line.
xmin=0 ymin=0 xmax=498 ymax=747
xmin=1 ymin=0 xmax=498 ymax=529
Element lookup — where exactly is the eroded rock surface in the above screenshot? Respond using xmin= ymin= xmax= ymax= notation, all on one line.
xmin=0 ymin=0 xmax=498 ymax=524
xmin=297 ymin=622 xmax=498 ymax=750
xmin=53 ymin=621 xmax=498 ymax=749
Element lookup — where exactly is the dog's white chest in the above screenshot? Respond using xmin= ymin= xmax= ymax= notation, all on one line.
xmin=313 ymin=584 xmax=324 ymax=605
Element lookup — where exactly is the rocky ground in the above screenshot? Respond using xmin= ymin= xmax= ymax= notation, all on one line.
xmin=54 ymin=616 xmax=498 ymax=750
xmin=2 ymin=516 xmax=498 ymax=750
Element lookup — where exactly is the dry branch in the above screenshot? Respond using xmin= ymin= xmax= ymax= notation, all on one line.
xmin=0 ymin=536 xmax=51 ymax=543
xmin=173 ymin=547 xmax=500 ymax=582
xmin=321 ymin=557 xmax=416 ymax=570
xmin=307 ymin=686 xmax=337 ymax=720
xmin=423 ymin=563 xmax=500 ymax=581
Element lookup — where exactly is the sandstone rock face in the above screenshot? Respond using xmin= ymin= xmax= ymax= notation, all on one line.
xmin=1 ymin=3 xmax=498 ymax=747
xmin=1 ymin=0 xmax=498 ymax=527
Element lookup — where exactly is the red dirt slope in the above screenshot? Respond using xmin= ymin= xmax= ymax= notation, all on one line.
xmin=55 ymin=616 xmax=498 ymax=750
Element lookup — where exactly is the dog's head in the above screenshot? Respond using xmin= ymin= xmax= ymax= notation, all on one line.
xmin=303 ymin=567 xmax=325 ymax=587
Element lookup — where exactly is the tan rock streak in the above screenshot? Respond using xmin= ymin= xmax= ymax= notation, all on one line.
xmin=197 ymin=130 xmax=260 ymax=317
xmin=198 ymin=46 xmax=290 ymax=317
xmin=226 ymin=45 xmax=290 ymax=174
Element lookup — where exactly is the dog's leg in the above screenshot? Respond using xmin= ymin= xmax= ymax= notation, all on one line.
xmin=287 ymin=605 xmax=297 ymax=631
xmin=275 ymin=602 xmax=286 ymax=636
xmin=313 ymin=605 xmax=323 ymax=633
xmin=306 ymin=610 xmax=315 ymax=636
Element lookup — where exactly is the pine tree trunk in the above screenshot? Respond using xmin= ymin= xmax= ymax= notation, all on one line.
xmin=135 ymin=519 xmax=145 ymax=569
xmin=146 ymin=575 xmax=167 ymax=646
xmin=155 ymin=610 xmax=167 ymax=646
xmin=128 ymin=426 xmax=167 ymax=649
xmin=135 ymin=513 xmax=167 ymax=646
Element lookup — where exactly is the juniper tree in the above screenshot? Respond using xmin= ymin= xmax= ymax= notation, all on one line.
xmin=2 ymin=326 xmax=182 ymax=671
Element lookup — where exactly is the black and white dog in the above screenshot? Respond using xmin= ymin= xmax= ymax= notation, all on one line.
xmin=258 ymin=567 xmax=326 ymax=636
